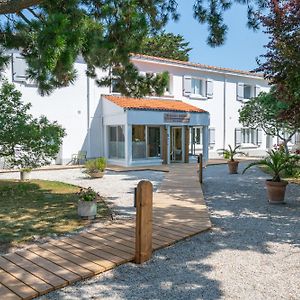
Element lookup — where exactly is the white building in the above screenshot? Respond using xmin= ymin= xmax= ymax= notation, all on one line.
xmin=4 ymin=52 xmax=298 ymax=167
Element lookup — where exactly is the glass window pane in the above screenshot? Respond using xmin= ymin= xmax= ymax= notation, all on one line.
xmin=244 ymin=85 xmax=251 ymax=99
xmin=192 ymin=79 xmax=201 ymax=95
xmin=132 ymin=125 xmax=146 ymax=159
xmin=148 ymin=127 xmax=161 ymax=157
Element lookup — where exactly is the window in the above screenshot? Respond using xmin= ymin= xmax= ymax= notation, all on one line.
xmin=191 ymin=78 xmax=205 ymax=96
xmin=132 ymin=125 xmax=146 ymax=159
xmin=108 ymin=126 xmax=125 ymax=159
xmin=244 ymin=85 xmax=252 ymax=99
xmin=148 ymin=127 xmax=161 ymax=157
xmin=235 ymin=128 xmax=262 ymax=146
xmin=209 ymin=128 xmax=216 ymax=145
xmin=183 ymin=76 xmax=213 ymax=98
xmin=132 ymin=125 xmax=161 ymax=159
xmin=242 ymin=128 xmax=256 ymax=144
xmin=237 ymin=83 xmax=260 ymax=101
xmin=111 ymin=78 xmax=120 ymax=93
xmin=193 ymin=127 xmax=202 ymax=145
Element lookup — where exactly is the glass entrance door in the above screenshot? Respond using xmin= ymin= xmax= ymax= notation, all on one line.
xmin=171 ymin=127 xmax=182 ymax=162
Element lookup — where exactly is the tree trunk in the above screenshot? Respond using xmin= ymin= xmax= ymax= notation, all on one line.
xmin=282 ymin=140 xmax=289 ymax=155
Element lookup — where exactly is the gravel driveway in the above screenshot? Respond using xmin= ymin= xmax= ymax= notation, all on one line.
xmin=0 ymin=168 xmax=165 ymax=219
xmin=37 ymin=162 xmax=300 ymax=300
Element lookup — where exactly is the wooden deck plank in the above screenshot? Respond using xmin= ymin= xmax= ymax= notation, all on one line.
xmin=0 ymin=269 xmax=38 ymax=300
xmin=0 ymin=163 xmax=211 ymax=299
xmin=0 ymin=282 xmax=22 ymax=300
xmin=80 ymin=232 xmax=135 ymax=258
xmin=0 ymin=257 xmax=53 ymax=294
xmin=49 ymin=240 xmax=115 ymax=271
xmin=59 ymin=238 xmax=117 ymax=270
xmin=3 ymin=253 xmax=65 ymax=291
xmin=68 ymin=235 xmax=128 ymax=264
xmin=38 ymin=244 xmax=102 ymax=275
xmin=16 ymin=251 xmax=79 ymax=284
xmin=28 ymin=247 xmax=92 ymax=279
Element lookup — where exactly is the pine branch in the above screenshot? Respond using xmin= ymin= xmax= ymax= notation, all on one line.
xmin=0 ymin=0 xmax=42 ymax=14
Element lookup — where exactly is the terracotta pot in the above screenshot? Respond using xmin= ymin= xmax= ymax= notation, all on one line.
xmin=78 ymin=200 xmax=97 ymax=219
xmin=88 ymin=171 xmax=104 ymax=179
xmin=20 ymin=171 xmax=31 ymax=181
xmin=265 ymin=180 xmax=288 ymax=204
xmin=227 ymin=160 xmax=239 ymax=174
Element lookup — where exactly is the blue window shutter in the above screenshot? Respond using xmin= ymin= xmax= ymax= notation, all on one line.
xmin=206 ymin=79 xmax=214 ymax=99
xmin=257 ymin=128 xmax=263 ymax=146
xmin=235 ymin=128 xmax=242 ymax=146
xmin=255 ymin=85 xmax=261 ymax=97
xmin=183 ymin=76 xmax=192 ymax=96
xmin=12 ymin=53 xmax=27 ymax=82
xmin=237 ymin=83 xmax=244 ymax=101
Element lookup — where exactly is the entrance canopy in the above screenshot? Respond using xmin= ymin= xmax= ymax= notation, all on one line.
xmin=101 ymin=95 xmax=210 ymax=166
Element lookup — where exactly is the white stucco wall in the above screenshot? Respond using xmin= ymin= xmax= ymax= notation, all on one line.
xmin=1 ymin=52 xmax=273 ymax=165
xmin=132 ymin=58 xmax=270 ymax=157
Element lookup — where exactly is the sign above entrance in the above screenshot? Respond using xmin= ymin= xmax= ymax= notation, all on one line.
xmin=164 ymin=112 xmax=191 ymax=123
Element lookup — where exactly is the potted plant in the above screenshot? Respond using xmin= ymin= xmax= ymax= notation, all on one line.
xmin=218 ymin=145 xmax=245 ymax=174
xmin=77 ymin=187 xmax=98 ymax=219
xmin=20 ymin=167 xmax=32 ymax=181
xmin=243 ymin=150 xmax=299 ymax=204
xmin=83 ymin=157 xmax=106 ymax=178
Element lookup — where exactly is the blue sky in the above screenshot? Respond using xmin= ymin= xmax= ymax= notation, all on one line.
xmin=166 ymin=1 xmax=269 ymax=71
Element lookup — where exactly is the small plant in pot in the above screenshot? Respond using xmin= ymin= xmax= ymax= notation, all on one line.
xmin=218 ymin=145 xmax=245 ymax=174
xmin=77 ymin=187 xmax=99 ymax=219
xmin=243 ymin=150 xmax=299 ymax=204
xmin=83 ymin=157 xmax=106 ymax=178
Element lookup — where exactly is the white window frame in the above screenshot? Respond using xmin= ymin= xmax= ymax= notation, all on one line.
xmin=191 ymin=77 xmax=206 ymax=99
xmin=243 ymin=84 xmax=255 ymax=101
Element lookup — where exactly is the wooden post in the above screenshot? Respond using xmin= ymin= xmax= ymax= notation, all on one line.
xmin=135 ymin=180 xmax=153 ymax=264
xmin=199 ymin=153 xmax=203 ymax=184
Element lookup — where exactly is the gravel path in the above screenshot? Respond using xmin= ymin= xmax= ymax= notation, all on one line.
xmin=37 ymin=162 xmax=300 ymax=300
xmin=0 ymin=168 xmax=165 ymax=219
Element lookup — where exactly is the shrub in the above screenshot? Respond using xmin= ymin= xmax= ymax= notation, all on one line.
xmin=77 ymin=187 xmax=98 ymax=202
xmin=84 ymin=157 xmax=106 ymax=174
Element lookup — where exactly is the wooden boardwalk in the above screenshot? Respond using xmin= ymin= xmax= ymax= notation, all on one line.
xmin=0 ymin=163 xmax=211 ymax=299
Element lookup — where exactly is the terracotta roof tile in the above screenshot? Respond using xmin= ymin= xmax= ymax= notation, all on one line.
xmin=132 ymin=54 xmax=264 ymax=78
xmin=104 ymin=95 xmax=206 ymax=113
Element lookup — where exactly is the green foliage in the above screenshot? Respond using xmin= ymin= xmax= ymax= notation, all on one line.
xmin=0 ymin=1 xmax=179 ymax=96
xmin=98 ymin=64 xmax=169 ymax=98
xmin=139 ymin=32 xmax=192 ymax=61
xmin=84 ymin=157 xmax=106 ymax=174
xmin=239 ymin=90 xmax=299 ymax=153
xmin=77 ymin=187 xmax=98 ymax=202
xmin=0 ymin=81 xmax=65 ymax=169
xmin=243 ymin=149 xmax=300 ymax=182
xmin=217 ymin=145 xmax=245 ymax=161
xmin=0 ymin=0 xmax=273 ymax=96
xmin=256 ymin=0 xmax=300 ymax=122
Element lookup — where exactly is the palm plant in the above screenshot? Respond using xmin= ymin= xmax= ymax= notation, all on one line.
xmin=218 ymin=145 xmax=245 ymax=161
xmin=243 ymin=149 xmax=299 ymax=182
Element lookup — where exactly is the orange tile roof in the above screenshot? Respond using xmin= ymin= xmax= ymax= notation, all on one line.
xmin=104 ymin=95 xmax=207 ymax=113
xmin=132 ymin=54 xmax=264 ymax=78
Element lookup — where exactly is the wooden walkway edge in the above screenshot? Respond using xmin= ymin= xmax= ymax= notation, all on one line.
xmin=0 ymin=163 xmax=211 ymax=299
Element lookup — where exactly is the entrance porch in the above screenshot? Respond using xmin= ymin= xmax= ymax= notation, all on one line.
xmin=101 ymin=95 xmax=210 ymax=167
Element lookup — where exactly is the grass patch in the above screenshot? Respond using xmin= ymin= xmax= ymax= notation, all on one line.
xmin=259 ymin=166 xmax=300 ymax=184
xmin=0 ymin=179 xmax=110 ymax=250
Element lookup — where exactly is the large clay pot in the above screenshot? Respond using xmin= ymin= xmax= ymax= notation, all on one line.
xmin=78 ymin=200 xmax=97 ymax=219
xmin=265 ymin=180 xmax=288 ymax=204
xmin=227 ymin=160 xmax=239 ymax=174
xmin=88 ymin=171 xmax=104 ymax=178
